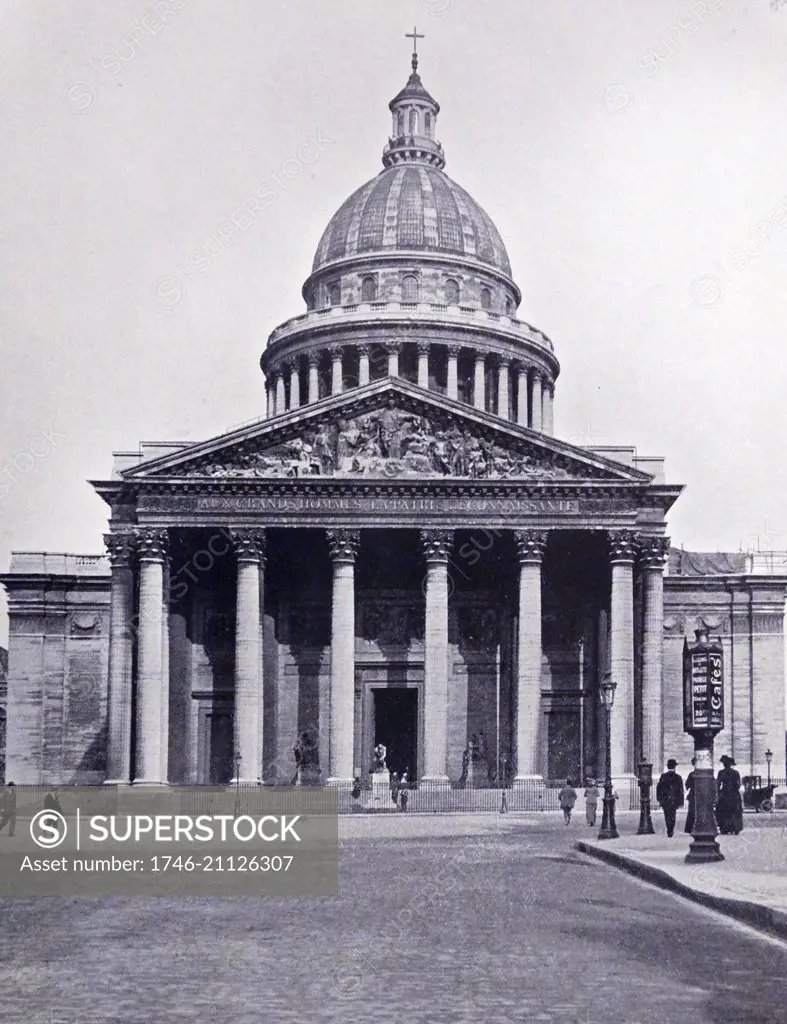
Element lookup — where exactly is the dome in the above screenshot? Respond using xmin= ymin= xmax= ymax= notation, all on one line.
xmin=311 ymin=164 xmax=513 ymax=277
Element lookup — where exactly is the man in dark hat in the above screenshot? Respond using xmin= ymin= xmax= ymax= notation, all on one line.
xmin=656 ymin=759 xmax=684 ymax=837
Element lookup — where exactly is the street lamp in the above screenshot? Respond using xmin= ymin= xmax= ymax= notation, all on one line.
xmin=233 ymin=750 xmax=242 ymax=815
xmin=765 ymin=748 xmax=773 ymax=788
xmin=598 ymin=674 xmax=619 ymax=840
xmin=636 ymin=760 xmax=655 ymax=835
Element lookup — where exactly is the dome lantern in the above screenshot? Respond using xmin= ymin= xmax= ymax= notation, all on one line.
xmin=383 ymin=28 xmax=445 ymax=170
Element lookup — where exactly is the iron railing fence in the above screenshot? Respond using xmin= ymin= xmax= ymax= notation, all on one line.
xmin=5 ymin=777 xmax=782 ymax=816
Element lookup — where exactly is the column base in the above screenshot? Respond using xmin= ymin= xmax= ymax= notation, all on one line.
xmin=685 ymin=835 xmax=724 ymax=863
xmin=419 ymin=775 xmax=450 ymax=788
xmin=131 ymin=779 xmax=168 ymax=786
xmin=103 ymin=778 xmax=132 ymax=786
xmin=513 ymin=774 xmax=544 ymax=784
xmin=229 ymin=778 xmax=262 ymax=787
xmin=326 ymin=777 xmax=354 ymax=787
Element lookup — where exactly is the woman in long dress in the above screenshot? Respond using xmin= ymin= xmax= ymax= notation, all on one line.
xmin=684 ymin=758 xmax=696 ymax=834
xmin=716 ymin=755 xmax=744 ymax=835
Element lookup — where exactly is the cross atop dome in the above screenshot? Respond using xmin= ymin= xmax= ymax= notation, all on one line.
xmin=405 ymin=26 xmax=424 ymax=72
xmin=383 ymin=32 xmax=445 ymax=170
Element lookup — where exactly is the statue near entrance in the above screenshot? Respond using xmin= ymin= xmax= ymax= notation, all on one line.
xmin=371 ymin=743 xmax=388 ymax=773
xmin=292 ymin=729 xmax=321 ymax=786
xmin=460 ymin=733 xmax=492 ymax=789
xmin=370 ymin=743 xmax=391 ymax=810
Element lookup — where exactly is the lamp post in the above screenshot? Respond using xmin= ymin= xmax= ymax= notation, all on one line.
xmin=765 ymin=748 xmax=773 ymax=789
xmin=233 ymin=750 xmax=241 ymax=815
xmin=598 ymin=674 xmax=619 ymax=840
xmin=636 ymin=760 xmax=655 ymax=835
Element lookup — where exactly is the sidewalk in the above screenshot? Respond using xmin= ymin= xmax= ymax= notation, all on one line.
xmin=577 ymin=820 xmax=787 ymax=940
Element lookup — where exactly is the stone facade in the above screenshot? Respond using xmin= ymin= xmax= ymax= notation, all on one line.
xmin=3 ymin=544 xmax=784 ymax=787
xmin=2 ymin=55 xmax=785 ymax=793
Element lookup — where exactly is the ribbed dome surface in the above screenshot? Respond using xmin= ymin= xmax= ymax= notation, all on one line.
xmin=311 ymin=165 xmax=512 ymax=276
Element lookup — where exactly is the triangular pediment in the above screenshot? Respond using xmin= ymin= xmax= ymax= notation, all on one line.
xmin=122 ymin=379 xmax=652 ymax=484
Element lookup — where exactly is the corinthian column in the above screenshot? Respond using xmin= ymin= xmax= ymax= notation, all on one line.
xmin=417 ymin=341 xmax=430 ymax=389
xmin=497 ymin=356 xmax=510 ymax=419
xmin=421 ymin=530 xmax=453 ymax=784
xmin=133 ymin=528 xmax=168 ymax=785
xmin=638 ymin=535 xmax=670 ymax=770
xmin=288 ymin=361 xmax=300 ymax=410
xmin=531 ymin=371 xmax=543 ymax=431
xmin=231 ymin=530 xmax=265 ymax=784
xmin=327 ymin=530 xmax=359 ymax=783
xmin=473 ymin=352 xmax=486 ymax=411
xmin=542 ymin=382 xmax=554 ymax=436
xmin=330 ymin=345 xmax=343 ymax=395
xmin=307 ymin=352 xmax=320 ymax=404
xmin=514 ymin=531 xmax=547 ymax=780
xmin=608 ymin=530 xmax=636 ymax=778
xmin=275 ymin=372 xmax=286 ymax=415
xmin=104 ymin=533 xmax=135 ymax=785
xmin=446 ymin=345 xmax=459 ymax=401
xmin=385 ymin=340 xmax=401 ymax=378
xmin=358 ymin=344 xmax=370 ymax=386
xmin=517 ymin=365 xmax=528 ymax=427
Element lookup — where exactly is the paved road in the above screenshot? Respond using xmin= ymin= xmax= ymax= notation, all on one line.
xmin=1 ymin=814 xmax=785 ymax=1024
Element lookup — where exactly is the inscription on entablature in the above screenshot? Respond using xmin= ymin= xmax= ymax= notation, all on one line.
xmin=139 ymin=493 xmax=638 ymax=517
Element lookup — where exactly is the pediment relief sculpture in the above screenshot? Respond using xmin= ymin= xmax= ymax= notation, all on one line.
xmin=186 ymin=409 xmax=584 ymax=481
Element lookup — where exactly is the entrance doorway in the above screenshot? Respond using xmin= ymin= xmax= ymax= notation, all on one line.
xmin=196 ymin=700 xmax=234 ymax=785
xmin=373 ymin=688 xmax=418 ymax=778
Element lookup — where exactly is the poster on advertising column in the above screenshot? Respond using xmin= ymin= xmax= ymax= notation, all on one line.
xmin=683 ymin=631 xmax=725 ymax=734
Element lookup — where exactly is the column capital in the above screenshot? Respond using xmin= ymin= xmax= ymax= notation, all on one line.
xmin=230 ymin=529 xmax=266 ymax=563
xmin=420 ymin=529 xmax=453 ymax=562
xmin=328 ymin=344 xmax=343 ymax=360
xmin=356 ymin=343 xmax=371 ymax=357
xmin=285 ymin=359 xmax=298 ymax=375
xmin=384 ymin=339 xmax=403 ymax=354
xmin=530 ymin=367 xmax=542 ymax=381
xmin=327 ymin=529 xmax=360 ymax=562
xmin=104 ymin=532 xmax=134 ymax=567
xmin=416 ymin=340 xmax=431 ymax=356
xmin=514 ymin=530 xmax=548 ymax=563
xmin=608 ymin=529 xmax=638 ymax=564
xmin=133 ymin=528 xmax=168 ymax=561
xmin=306 ymin=350 xmax=320 ymax=367
xmin=268 ymin=368 xmax=280 ymax=383
xmin=497 ymin=353 xmax=511 ymax=368
xmin=637 ymin=535 xmax=671 ymax=569
xmin=446 ymin=344 xmax=461 ymax=357
xmin=473 ymin=351 xmax=486 ymax=364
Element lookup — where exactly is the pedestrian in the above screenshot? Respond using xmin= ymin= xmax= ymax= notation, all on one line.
xmin=583 ymin=777 xmax=600 ymax=826
xmin=716 ymin=755 xmax=743 ymax=835
xmin=390 ymin=771 xmax=399 ymax=806
xmin=399 ymin=771 xmax=409 ymax=812
xmin=656 ymin=759 xmax=684 ymax=837
xmin=0 ymin=782 xmax=17 ymax=837
xmin=44 ymin=788 xmax=63 ymax=815
xmin=558 ymin=778 xmax=577 ymax=825
xmin=684 ymin=758 xmax=697 ymax=834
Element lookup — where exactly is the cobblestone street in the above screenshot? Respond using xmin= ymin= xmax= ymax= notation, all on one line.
xmin=1 ymin=814 xmax=786 ymax=1024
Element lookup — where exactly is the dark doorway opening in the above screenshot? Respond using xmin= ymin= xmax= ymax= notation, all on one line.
xmin=374 ymin=688 xmax=417 ymax=778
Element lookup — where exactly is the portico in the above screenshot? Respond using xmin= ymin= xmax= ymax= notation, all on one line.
xmin=96 ymin=379 xmax=679 ymax=795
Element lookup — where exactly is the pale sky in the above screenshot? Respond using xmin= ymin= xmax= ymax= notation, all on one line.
xmin=2 ymin=0 xmax=787 ymax=640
